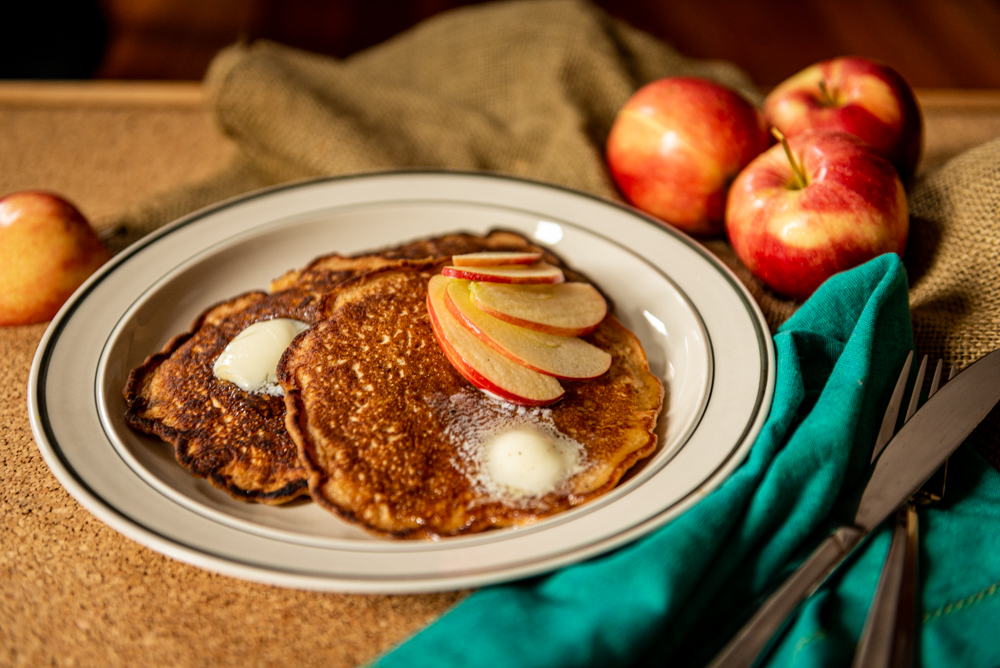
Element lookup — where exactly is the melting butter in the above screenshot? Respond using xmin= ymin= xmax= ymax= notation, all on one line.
xmin=484 ymin=428 xmax=571 ymax=497
xmin=213 ymin=318 xmax=309 ymax=396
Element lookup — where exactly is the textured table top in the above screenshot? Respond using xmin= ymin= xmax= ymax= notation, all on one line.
xmin=2 ymin=82 xmax=999 ymax=668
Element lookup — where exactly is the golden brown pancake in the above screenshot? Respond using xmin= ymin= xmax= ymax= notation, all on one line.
xmin=123 ymin=230 xmax=571 ymax=505
xmin=123 ymin=289 xmax=315 ymax=504
xmin=279 ymin=262 xmax=663 ymax=538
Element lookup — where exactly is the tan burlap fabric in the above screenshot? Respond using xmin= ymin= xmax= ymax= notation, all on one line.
xmin=108 ymin=0 xmax=999 ymax=467
xmin=906 ymin=138 xmax=1000 ymax=463
xmin=106 ymin=0 xmax=757 ymax=250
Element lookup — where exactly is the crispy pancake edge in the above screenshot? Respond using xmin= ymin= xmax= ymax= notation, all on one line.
xmin=564 ymin=314 xmax=663 ymax=499
xmin=122 ymin=291 xmax=311 ymax=505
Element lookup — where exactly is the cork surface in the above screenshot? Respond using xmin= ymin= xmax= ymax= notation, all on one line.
xmin=2 ymin=83 xmax=1000 ymax=667
xmin=0 ymin=87 xmax=464 ymax=668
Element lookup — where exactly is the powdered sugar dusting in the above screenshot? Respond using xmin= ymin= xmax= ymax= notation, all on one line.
xmin=426 ymin=388 xmax=587 ymax=506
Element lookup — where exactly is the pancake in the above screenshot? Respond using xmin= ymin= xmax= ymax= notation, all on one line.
xmin=123 ymin=230 xmax=568 ymax=505
xmin=123 ymin=289 xmax=315 ymax=504
xmin=279 ymin=262 xmax=663 ymax=538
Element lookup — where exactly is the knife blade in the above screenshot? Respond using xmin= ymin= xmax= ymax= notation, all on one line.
xmin=855 ymin=346 xmax=1000 ymax=529
xmin=708 ymin=346 xmax=1000 ymax=668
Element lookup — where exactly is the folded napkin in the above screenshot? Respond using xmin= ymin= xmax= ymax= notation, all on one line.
xmin=376 ymin=254 xmax=1000 ymax=668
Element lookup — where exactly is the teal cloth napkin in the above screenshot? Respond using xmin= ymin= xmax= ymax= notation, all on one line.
xmin=376 ymin=253 xmax=1000 ymax=668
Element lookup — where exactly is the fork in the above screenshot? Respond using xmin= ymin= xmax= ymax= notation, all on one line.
xmin=852 ymin=354 xmax=955 ymax=668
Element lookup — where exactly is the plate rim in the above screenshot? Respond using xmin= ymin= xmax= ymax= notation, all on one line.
xmin=28 ymin=169 xmax=774 ymax=593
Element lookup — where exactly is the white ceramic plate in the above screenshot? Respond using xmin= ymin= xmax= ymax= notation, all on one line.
xmin=29 ymin=171 xmax=773 ymax=593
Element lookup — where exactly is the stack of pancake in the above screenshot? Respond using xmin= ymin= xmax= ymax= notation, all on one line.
xmin=124 ymin=230 xmax=663 ymax=538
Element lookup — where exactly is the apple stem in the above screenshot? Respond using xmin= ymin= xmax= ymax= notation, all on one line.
xmin=818 ymin=80 xmax=835 ymax=106
xmin=771 ymin=128 xmax=808 ymax=190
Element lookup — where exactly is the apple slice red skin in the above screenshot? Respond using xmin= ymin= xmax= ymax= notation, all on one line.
xmin=469 ymin=282 xmax=607 ymax=337
xmin=441 ymin=262 xmax=565 ymax=285
xmin=427 ymin=294 xmax=564 ymax=407
xmin=451 ymin=251 xmax=542 ymax=267
xmin=426 ymin=280 xmax=564 ymax=406
xmin=444 ymin=280 xmax=611 ymax=380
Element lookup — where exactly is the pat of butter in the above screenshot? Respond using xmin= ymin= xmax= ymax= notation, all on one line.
xmin=485 ymin=429 xmax=569 ymax=497
xmin=213 ymin=318 xmax=309 ymax=396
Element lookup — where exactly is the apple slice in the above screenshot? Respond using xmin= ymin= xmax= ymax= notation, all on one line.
xmin=468 ymin=281 xmax=607 ymax=337
xmin=426 ymin=275 xmax=564 ymax=406
xmin=441 ymin=261 xmax=564 ymax=285
xmin=445 ymin=279 xmax=611 ymax=380
xmin=452 ymin=251 xmax=542 ymax=267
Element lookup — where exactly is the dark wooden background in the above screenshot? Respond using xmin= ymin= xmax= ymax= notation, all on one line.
xmin=5 ymin=0 xmax=1000 ymax=88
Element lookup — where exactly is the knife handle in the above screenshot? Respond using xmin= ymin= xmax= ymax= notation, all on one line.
xmin=892 ymin=504 xmax=918 ymax=668
xmin=852 ymin=506 xmax=912 ymax=668
xmin=707 ymin=526 xmax=866 ymax=668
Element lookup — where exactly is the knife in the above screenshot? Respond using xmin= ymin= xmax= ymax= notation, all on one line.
xmin=707 ymin=346 xmax=1000 ymax=668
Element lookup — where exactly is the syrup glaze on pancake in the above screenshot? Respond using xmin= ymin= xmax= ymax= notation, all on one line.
xmin=279 ymin=262 xmax=663 ymax=538
xmin=124 ymin=230 xmax=569 ymax=505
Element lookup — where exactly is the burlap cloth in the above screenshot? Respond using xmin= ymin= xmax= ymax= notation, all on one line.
xmin=4 ymin=1 xmax=999 ymax=666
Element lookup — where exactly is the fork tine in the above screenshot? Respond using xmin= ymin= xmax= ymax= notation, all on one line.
xmin=928 ymin=358 xmax=944 ymax=398
xmin=922 ymin=461 xmax=949 ymax=503
xmin=932 ymin=365 xmax=956 ymax=499
xmin=904 ymin=355 xmax=929 ymax=422
xmin=916 ymin=359 xmax=954 ymax=504
xmin=872 ymin=351 xmax=914 ymax=463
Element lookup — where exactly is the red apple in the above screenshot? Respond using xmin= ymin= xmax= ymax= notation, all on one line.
xmin=441 ymin=262 xmax=564 ymax=284
xmin=725 ymin=129 xmax=908 ymax=300
xmin=0 ymin=191 xmax=111 ymax=326
xmin=469 ymin=281 xmax=607 ymax=337
xmin=426 ymin=275 xmax=564 ymax=406
xmin=444 ymin=279 xmax=611 ymax=380
xmin=452 ymin=251 xmax=542 ymax=267
xmin=763 ymin=57 xmax=923 ymax=181
xmin=606 ymin=76 xmax=771 ymax=236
